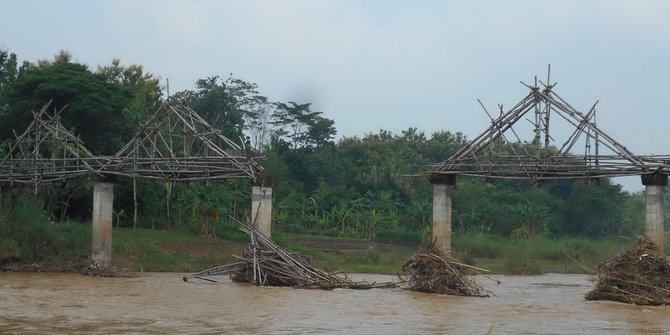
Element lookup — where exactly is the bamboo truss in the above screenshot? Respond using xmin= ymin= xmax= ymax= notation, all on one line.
xmin=0 ymin=101 xmax=101 ymax=186
xmin=99 ymin=100 xmax=263 ymax=181
xmin=0 ymin=100 xmax=264 ymax=187
xmin=433 ymin=68 xmax=667 ymax=182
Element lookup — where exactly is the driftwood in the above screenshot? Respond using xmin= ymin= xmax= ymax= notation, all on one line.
xmin=184 ymin=219 xmax=397 ymax=290
xmin=585 ymin=237 xmax=670 ymax=305
xmin=400 ymin=244 xmax=491 ymax=296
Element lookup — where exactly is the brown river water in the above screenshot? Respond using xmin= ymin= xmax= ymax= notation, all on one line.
xmin=1 ymin=272 xmax=669 ymax=334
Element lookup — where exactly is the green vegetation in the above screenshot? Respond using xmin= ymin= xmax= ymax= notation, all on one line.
xmin=0 ymin=197 xmax=89 ymax=269
xmin=0 ymin=47 xmax=660 ymax=275
xmin=112 ymin=228 xmax=245 ymax=272
xmin=454 ymin=232 xmax=634 ymax=274
xmin=108 ymin=232 xmax=645 ymax=275
xmin=0 ymin=198 xmax=637 ymax=275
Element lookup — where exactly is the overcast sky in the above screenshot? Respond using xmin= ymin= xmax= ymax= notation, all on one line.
xmin=2 ymin=0 xmax=669 ymax=191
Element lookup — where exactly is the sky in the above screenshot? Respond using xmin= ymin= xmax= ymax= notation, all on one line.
xmin=2 ymin=0 xmax=669 ymax=191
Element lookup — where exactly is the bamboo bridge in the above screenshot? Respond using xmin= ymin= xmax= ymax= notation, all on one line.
xmin=430 ymin=67 xmax=669 ymax=252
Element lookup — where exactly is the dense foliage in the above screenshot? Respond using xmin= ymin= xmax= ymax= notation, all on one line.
xmin=0 ymin=49 xmax=649 ymax=243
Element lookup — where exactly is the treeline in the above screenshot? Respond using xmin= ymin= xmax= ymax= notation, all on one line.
xmin=0 ymin=49 xmax=647 ymax=242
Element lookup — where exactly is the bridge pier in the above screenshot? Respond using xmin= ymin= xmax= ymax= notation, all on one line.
xmin=92 ymin=182 xmax=114 ymax=264
xmin=430 ymin=174 xmax=456 ymax=253
xmin=251 ymin=185 xmax=273 ymax=238
xmin=642 ymin=173 xmax=667 ymax=250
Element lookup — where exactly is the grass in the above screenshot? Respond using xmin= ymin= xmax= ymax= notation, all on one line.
xmin=112 ymin=228 xmax=246 ymax=272
xmin=453 ymin=232 xmax=635 ymax=274
xmin=280 ymin=232 xmax=640 ymax=276
xmin=287 ymin=245 xmax=413 ymax=275
xmin=0 ymin=199 xmax=647 ymax=276
xmin=282 ymin=233 xmax=415 ymax=275
xmin=29 ymin=229 xmax=634 ymax=275
xmin=115 ymin=229 xmax=412 ymax=275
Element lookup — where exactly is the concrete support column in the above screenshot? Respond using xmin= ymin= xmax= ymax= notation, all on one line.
xmin=251 ymin=186 xmax=273 ymax=238
xmin=430 ymin=174 xmax=456 ymax=254
xmin=642 ymin=173 xmax=668 ymax=250
xmin=92 ymin=182 xmax=114 ymax=264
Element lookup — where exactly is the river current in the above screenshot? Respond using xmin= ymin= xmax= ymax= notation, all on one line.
xmin=1 ymin=272 xmax=669 ymax=334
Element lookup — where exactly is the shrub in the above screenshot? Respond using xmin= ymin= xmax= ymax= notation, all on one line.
xmin=214 ymin=222 xmax=249 ymax=243
xmin=0 ymin=197 xmax=89 ymax=265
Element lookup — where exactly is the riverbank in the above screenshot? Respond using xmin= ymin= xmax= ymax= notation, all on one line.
xmin=102 ymin=229 xmax=647 ymax=275
xmin=3 ymin=225 xmax=660 ymax=275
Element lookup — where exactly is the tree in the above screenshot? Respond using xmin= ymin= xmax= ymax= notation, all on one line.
xmin=97 ymin=59 xmax=162 ymax=127
xmin=272 ymin=102 xmax=335 ymax=150
xmin=1 ymin=50 xmax=132 ymax=154
xmin=0 ymin=49 xmax=18 ymax=89
xmin=173 ymin=76 xmax=245 ymax=141
xmin=559 ymin=181 xmax=625 ymax=236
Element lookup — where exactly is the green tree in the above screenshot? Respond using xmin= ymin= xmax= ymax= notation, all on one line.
xmin=173 ymin=76 xmax=245 ymax=140
xmin=96 ymin=59 xmax=162 ymax=127
xmin=272 ymin=102 xmax=335 ymax=150
xmin=1 ymin=50 xmax=132 ymax=154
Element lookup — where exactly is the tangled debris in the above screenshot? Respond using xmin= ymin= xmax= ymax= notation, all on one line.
xmin=585 ymin=237 xmax=670 ymax=305
xmin=79 ymin=261 xmax=136 ymax=278
xmin=184 ymin=220 xmax=397 ymax=290
xmin=400 ymin=244 xmax=491 ymax=296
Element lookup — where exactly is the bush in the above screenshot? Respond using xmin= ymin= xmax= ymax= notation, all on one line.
xmin=0 ymin=197 xmax=89 ymax=265
xmin=214 ymin=222 xmax=249 ymax=243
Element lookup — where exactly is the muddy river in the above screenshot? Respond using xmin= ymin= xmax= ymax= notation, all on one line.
xmin=1 ymin=272 xmax=669 ymax=334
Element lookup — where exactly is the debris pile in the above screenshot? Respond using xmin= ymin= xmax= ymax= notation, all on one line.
xmin=79 ymin=261 xmax=135 ymax=277
xmin=184 ymin=221 xmax=397 ymax=290
xmin=585 ymin=237 xmax=670 ymax=305
xmin=400 ymin=244 xmax=489 ymax=296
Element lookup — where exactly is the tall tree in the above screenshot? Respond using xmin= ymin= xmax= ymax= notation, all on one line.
xmin=272 ymin=102 xmax=335 ymax=150
xmin=1 ymin=50 xmax=132 ymax=154
xmin=97 ymin=59 xmax=162 ymax=128
xmin=173 ymin=76 xmax=245 ymax=141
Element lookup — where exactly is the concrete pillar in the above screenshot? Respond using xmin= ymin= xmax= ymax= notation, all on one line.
xmin=642 ymin=173 xmax=668 ymax=250
xmin=92 ymin=182 xmax=114 ymax=264
xmin=251 ymin=186 xmax=272 ymax=238
xmin=430 ymin=174 xmax=456 ymax=253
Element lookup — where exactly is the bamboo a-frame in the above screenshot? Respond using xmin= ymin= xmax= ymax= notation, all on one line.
xmin=100 ymin=100 xmax=263 ymax=182
xmin=433 ymin=68 xmax=668 ymax=182
xmin=0 ymin=101 xmax=100 ymax=185
xmin=0 ymin=100 xmax=264 ymax=187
